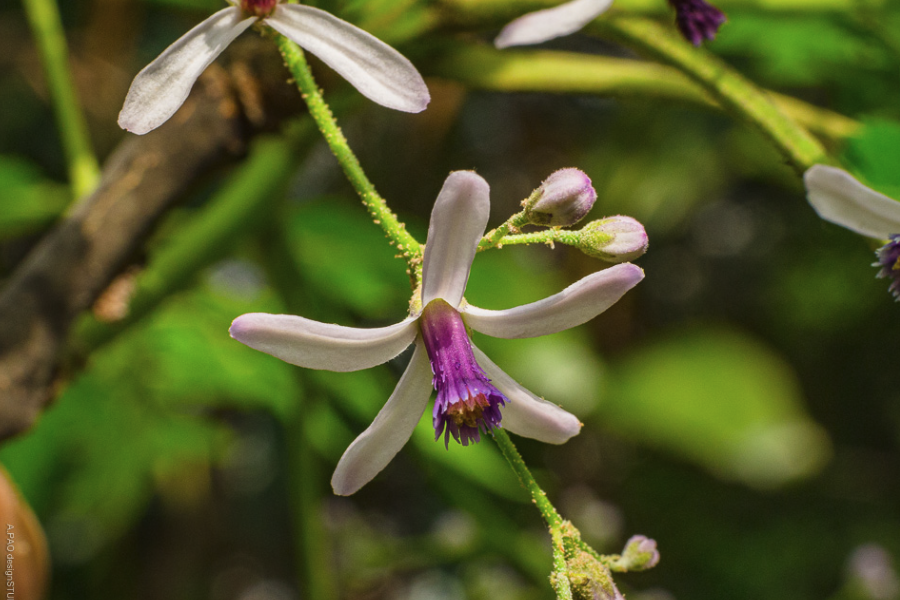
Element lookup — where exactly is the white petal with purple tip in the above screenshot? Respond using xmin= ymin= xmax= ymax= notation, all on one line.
xmin=229 ymin=313 xmax=417 ymax=372
xmin=118 ymin=7 xmax=256 ymax=135
xmin=804 ymin=165 xmax=900 ymax=239
xmin=331 ymin=342 xmax=433 ymax=495
xmin=462 ymin=263 xmax=643 ymax=339
xmin=494 ymin=0 xmax=614 ymax=49
xmin=421 ymin=171 xmax=491 ymax=308
xmin=266 ymin=4 xmax=430 ymax=113
xmin=473 ymin=346 xmax=582 ymax=444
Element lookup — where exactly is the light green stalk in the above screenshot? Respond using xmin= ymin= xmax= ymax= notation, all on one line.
xmin=22 ymin=0 xmax=100 ymax=198
xmin=273 ymin=32 xmax=422 ymax=261
xmin=492 ymin=429 xmax=573 ymax=599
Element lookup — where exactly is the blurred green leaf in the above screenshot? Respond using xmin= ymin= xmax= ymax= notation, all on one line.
xmin=0 ymin=155 xmax=68 ymax=238
xmin=285 ymin=200 xmax=409 ymax=320
xmin=712 ymin=14 xmax=887 ymax=87
xmin=842 ymin=118 xmax=900 ymax=197
xmin=603 ymin=326 xmax=832 ymax=487
xmin=0 ymin=280 xmax=298 ymax=548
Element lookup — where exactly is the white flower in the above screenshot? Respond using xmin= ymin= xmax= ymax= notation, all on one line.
xmin=494 ymin=0 xmax=614 ymax=49
xmin=118 ymin=0 xmax=430 ymax=135
xmin=230 ymin=171 xmax=644 ymax=495
xmin=493 ymin=0 xmax=726 ymax=49
xmin=804 ymin=164 xmax=900 ymax=240
xmin=805 ymin=164 xmax=900 ymax=299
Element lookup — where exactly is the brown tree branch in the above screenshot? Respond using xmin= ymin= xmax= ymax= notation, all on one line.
xmin=0 ymin=40 xmax=299 ymax=439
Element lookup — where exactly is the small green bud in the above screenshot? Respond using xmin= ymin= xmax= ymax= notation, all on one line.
xmin=525 ymin=168 xmax=597 ymax=227
xmin=578 ymin=216 xmax=648 ymax=262
xmin=567 ymin=550 xmax=624 ymax=600
xmin=618 ymin=535 xmax=660 ymax=571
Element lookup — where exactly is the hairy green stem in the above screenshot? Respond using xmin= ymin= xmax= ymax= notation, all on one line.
xmin=593 ymin=15 xmax=832 ymax=173
xmin=492 ymin=429 xmax=573 ymax=598
xmin=480 ymin=228 xmax=582 ymax=251
xmin=274 ymin=32 xmax=421 ymax=259
xmin=22 ymin=0 xmax=100 ymax=198
xmin=492 ymin=429 xmax=562 ymax=528
xmin=480 ymin=210 xmax=532 ymax=250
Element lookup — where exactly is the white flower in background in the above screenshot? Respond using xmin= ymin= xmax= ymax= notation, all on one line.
xmin=494 ymin=0 xmax=725 ymax=49
xmin=230 ymin=171 xmax=645 ymax=495
xmin=804 ymin=164 xmax=900 ymax=299
xmin=118 ymin=0 xmax=430 ymax=135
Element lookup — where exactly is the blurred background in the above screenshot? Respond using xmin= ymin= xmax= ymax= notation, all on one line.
xmin=2 ymin=0 xmax=900 ymax=598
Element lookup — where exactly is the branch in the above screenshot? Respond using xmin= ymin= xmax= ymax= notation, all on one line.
xmin=0 ymin=40 xmax=300 ymax=439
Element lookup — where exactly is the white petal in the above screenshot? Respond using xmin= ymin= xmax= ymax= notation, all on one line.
xmin=229 ymin=313 xmax=417 ymax=372
xmin=421 ymin=171 xmax=491 ymax=307
xmin=331 ymin=342 xmax=433 ymax=495
xmin=462 ymin=263 xmax=643 ymax=339
xmin=494 ymin=0 xmax=614 ymax=49
xmin=804 ymin=165 xmax=900 ymax=239
xmin=118 ymin=7 xmax=255 ymax=135
xmin=473 ymin=346 xmax=581 ymax=444
xmin=266 ymin=5 xmax=430 ymax=113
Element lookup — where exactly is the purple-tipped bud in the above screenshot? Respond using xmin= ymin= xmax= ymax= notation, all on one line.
xmin=874 ymin=235 xmax=900 ymax=300
xmin=526 ymin=168 xmax=597 ymax=227
xmin=242 ymin=0 xmax=277 ymax=17
xmin=578 ymin=216 xmax=648 ymax=262
xmin=419 ymin=299 xmax=507 ymax=447
xmin=619 ymin=535 xmax=661 ymax=571
xmin=668 ymin=0 xmax=726 ymax=46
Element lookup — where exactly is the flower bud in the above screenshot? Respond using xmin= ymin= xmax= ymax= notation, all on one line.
xmin=578 ymin=216 xmax=648 ymax=262
xmin=618 ymin=535 xmax=660 ymax=571
xmin=0 ymin=465 xmax=49 ymax=600
xmin=525 ymin=168 xmax=597 ymax=227
xmin=669 ymin=0 xmax=726 ymax=46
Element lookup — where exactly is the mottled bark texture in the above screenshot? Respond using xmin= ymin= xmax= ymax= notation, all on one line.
xmin=0 ymin=40 xmax=298 ymax=439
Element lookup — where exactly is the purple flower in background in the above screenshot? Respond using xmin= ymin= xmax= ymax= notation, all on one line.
xmin=875 ymin=236 xmax=900 ymax=300
xmin=494 ymin=0 xmax=725 ymax=49
xmin=230 ymin=171 xmax=644 ymax=495
xmin=669 ymin=0 xmax=727 ymax=46
xmin=805 ymin=164 xmax=900 ymax=300
xmin=118 ymin=0 xmax=430 ymax=135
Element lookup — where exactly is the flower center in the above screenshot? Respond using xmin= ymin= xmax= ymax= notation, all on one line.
xmin=241 ymin=0 xmax=278 ymax=17
xmin=419 ymin=299 xmax=507 ymax=447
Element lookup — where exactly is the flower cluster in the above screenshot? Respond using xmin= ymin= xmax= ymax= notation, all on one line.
xmin=230 ymin=171 xmax=644 ymax=495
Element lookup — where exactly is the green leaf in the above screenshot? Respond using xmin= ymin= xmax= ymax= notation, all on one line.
xmin=284 ymin=200 xmax=409 ymax=320
xmin=842 ymin=117 xmax=900 ymax=197
xmin=0 ymin=281 xmax=298 ymax=551
xmin=603 ymin=326 xmax=832 ymax=488
xmin=711 ymin=14 xmax=888 ymax=87
xmin=0 ymin=155 xmax=68 ymax=238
